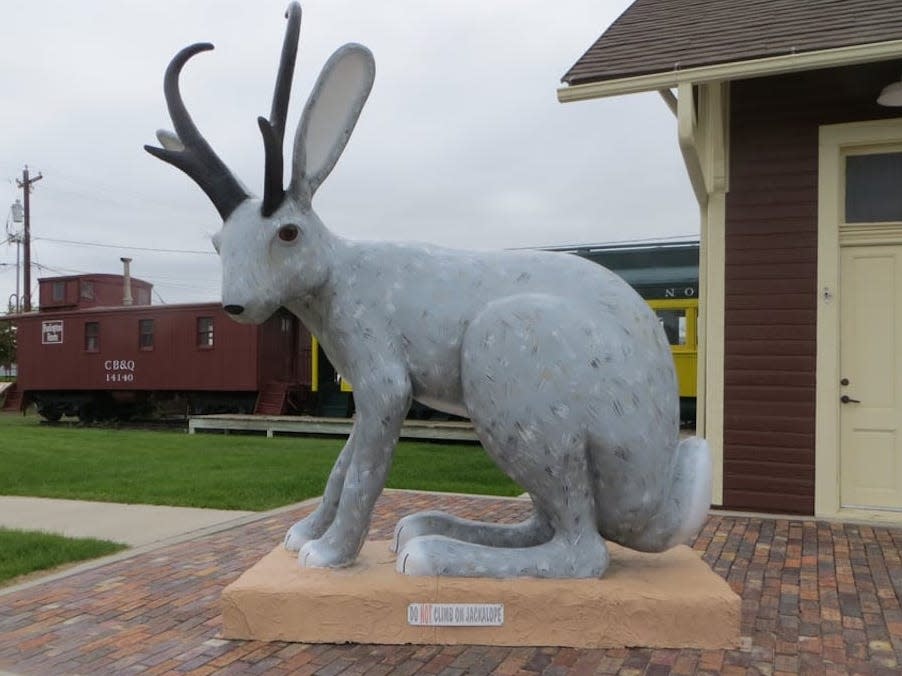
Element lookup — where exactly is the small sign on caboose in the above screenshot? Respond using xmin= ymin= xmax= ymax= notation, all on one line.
xmin=41 ymin=320 xmax=63 ymax=345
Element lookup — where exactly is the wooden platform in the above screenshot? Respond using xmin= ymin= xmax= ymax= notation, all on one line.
xmin=188 ymin=414 xmax=478 ymax=442
xmin=221 ymin=540 xmax=742 ymax=649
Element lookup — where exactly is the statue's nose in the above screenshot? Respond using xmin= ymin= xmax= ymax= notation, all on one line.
xmin=223 ymin=304 xmax=245 ymax=316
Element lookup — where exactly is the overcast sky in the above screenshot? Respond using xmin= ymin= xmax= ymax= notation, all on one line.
xmin=1 ymin=0 xmax=697 ymax=307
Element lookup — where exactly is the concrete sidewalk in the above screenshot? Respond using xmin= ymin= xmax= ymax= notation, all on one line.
xmin=0 ymin=496 xmax=255 ymax=547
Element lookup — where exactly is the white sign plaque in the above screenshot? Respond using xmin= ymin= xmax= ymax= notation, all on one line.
xmin=41 ymin=320 xmax=63 ymax=345
xmin=407 ymin=603 xmax=504 ymax=627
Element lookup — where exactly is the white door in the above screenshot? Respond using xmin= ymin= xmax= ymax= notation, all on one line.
xmin=840 ymin=246 xmax=902 ymax=510
xmin=817 ymin=122 xmax=902 ymax=517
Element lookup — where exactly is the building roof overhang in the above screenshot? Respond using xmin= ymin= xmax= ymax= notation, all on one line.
xmin=558 ymin=38 xmax=902 ymax=103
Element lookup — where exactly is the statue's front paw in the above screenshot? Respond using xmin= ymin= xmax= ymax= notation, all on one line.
xmin=284 ymin=518 xmax=319 ymax=552
xmin=298 ymin=538 xmax=354 ymax=569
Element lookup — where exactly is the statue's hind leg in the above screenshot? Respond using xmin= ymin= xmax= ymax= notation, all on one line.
xmin=397 ymin=295 xmax=610 ymax=578
xmin=391 ymin=508 xmax=552 ymax=553
xmin=395 ymin=432 xmax=608 ymax=578
xmin=397 ymin=528 xmax=608 ymax=578
xmin=396 ymin=421 xmax=609 ymax=578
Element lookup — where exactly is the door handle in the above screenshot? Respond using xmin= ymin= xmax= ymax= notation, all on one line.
xmin=840 ymin=395 xmax=861 ymax=404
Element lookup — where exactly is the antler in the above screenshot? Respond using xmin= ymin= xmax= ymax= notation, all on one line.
xmin=145 ymin=43 xmax=250 ymax=220
xmin=259 ymin=2 xmax=302 ymax=217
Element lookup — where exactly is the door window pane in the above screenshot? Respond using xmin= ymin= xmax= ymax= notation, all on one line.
xmin=845 ymin=152 xmax=902 ymax=223
xmin=656 ymin=309 xmax=687 ymax=346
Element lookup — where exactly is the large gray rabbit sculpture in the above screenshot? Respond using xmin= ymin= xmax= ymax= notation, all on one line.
xmin=147 ymin=3 xmax=711 ymax=579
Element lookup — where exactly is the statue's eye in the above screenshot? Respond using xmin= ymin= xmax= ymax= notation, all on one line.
xmin=278 ymin=224 xmax=300 ymax=243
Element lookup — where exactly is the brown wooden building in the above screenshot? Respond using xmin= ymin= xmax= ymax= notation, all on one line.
xmin=559 ymin=0 xmax=902 ymax=521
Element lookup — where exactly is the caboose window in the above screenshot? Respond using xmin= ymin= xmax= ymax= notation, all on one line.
xmin=80 ymin=280 xmax=94 ymax=300
xmin=197 ymin=317 xmax=214 ymax=348
xmin=84 ymin=322 xmax=100 ymax=352
xmin=139 ymin=319 xmax=154 ymax=350
xmin=52 ymin=281 xmax=65 ymax=302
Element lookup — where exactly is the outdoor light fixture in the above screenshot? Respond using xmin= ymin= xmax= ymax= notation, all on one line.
xmin=877 ymin=75 xmax=902 ymax=106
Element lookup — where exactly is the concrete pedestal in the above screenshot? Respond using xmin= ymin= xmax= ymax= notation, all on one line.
xmin=221 ymin=540 xmax=741 ymax=648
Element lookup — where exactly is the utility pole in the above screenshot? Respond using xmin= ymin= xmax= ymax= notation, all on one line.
xmin=16 ymin=166 xmax=42 ymax=312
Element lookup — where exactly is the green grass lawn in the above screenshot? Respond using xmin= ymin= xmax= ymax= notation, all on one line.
xmin=0 ymin=528 xmax=126 ymax=585
xmin=0 ymin=413 xmax=521 ymax=510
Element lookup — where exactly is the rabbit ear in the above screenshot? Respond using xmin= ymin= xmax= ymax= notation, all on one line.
xmin=289 ymin=43 xmax=375 ymax=201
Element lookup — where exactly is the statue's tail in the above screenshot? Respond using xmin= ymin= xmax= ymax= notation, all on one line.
xmin=629 ymin=436 xmax=712 ymax=552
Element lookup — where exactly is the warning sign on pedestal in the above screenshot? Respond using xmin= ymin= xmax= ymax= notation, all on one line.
xmin=407 ymin=603 xmax=504 ymax=627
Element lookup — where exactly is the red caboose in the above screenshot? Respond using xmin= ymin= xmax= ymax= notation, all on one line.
xmin=10 ymin=273 xmax=312 ymax=421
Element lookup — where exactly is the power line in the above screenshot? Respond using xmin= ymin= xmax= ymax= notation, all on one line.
xmin=33 ymin=261 xmax=217 ymax=284
xmin=33 ymin=236 xmax=215 ymax=255
xmin=30 ymin=261 xmax=219 ymax=294
xmin=33 ymin=262 xmax=87 ymax=276
xmin=39 ymin=163 xmax=219 ymax=217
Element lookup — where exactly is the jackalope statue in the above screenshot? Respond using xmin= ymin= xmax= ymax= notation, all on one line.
xmin=146 ymin=2 xmax=711 ymax=579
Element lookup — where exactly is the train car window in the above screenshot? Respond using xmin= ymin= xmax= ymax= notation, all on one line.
xmin=196 ymin=317 xmax=214 ymax=348
xmin=656 ymin=309 xmax=687 ymax=346
xmin=52 ymin=281 xmax=66 ymax=302
xmin=845 ymin=151 xmax=902 ymax=223
xmin=84 ymin=322 xmax=100 ymax=352
xmin=139 ymin=319 xmax=154 ymax=350
xmin=80 ymin=280 xmax=94 ymax=300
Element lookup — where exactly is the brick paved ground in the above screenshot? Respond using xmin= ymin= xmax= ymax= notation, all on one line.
xmin=2 ymin=490 xmax=902 ymax=675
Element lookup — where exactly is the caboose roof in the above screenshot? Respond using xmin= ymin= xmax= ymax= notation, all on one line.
xmin=559 ymin=0 xmax=902 ymax=100
xmin=6 ymin=301 xmax=223 ymax=321
xmin=37 ymin=273 xmax=151 ymax=286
